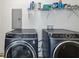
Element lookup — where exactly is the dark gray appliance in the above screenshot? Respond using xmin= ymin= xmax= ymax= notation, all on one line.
xmin=42 ymin=29 xmax=79 ymax=58
xmin=5 ymin=29 xmax=38 ymax=58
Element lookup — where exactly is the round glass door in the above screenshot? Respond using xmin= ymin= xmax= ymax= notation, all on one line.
xmin=6 ymin=41 xmax=37 ymax=58
xmin=53 ymin=41 xmax=79 ymax=58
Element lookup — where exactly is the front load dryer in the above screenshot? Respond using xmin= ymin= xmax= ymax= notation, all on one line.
xmin=42 ymin=29 xmax=79 ymax=58
xmin=5 ymin=29 xmax=38 ymax=58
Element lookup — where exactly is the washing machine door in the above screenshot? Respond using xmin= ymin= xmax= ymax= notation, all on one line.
xmin=53 ymin=41 xmax=79 ymax=58
xmin=5 ymin=41 xmax=37 ymax=58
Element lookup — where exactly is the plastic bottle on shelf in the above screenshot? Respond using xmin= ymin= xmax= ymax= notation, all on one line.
xmin=58 ymin=0 xmax=65 ymax=8
xmin=38 ymin=2 xmax=42 ymax=10
xmin=30 ymin=1 xmax=35 ymax=10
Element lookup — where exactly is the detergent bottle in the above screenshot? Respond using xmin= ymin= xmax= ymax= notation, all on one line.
xmin=58 ymin=0 xmax=65 ymax=8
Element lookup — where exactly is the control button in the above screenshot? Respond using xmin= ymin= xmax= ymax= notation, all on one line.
xmin=33 ymin=41 xmax=35 ymax=44
xmin=66 ymin=34 xmax=70 ymax=38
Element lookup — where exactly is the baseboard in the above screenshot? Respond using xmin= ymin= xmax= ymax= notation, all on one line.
xmin=0 ymin=53 xmax=4 ymax=57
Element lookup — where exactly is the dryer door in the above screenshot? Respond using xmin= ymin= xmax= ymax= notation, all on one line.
xmin=5 ymin=41 xmax=37 ymax=58
xmin=53 ymin=41 xmax=79 ymax=58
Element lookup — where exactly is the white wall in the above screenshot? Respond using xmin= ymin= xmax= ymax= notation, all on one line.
xmin=0 ymin=0 xmax=5 ymax=53
xmin=0 ymin=0 xmax=1 ymax=31
xmin=0 ymin=0 xmax=2 ymax=35
xmin=1 ymin=0 xmax=79 ymax=54
xmin=0 ymin=0 xmax=2 ymax=42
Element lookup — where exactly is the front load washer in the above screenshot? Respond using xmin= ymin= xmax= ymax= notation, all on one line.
xmin=5 ymin=29 xmax=38 ymax=58
xmin=42 ymin=29 xmax=79 ymax=58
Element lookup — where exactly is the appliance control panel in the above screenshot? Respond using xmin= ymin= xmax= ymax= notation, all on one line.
xmin=51 ymin=34 xmax=79 ymax=38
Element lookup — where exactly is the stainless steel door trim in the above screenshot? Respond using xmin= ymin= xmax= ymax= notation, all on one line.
xmin=53 ymin=41 xmax=79 ymax=58
xmin=5 ymin=41 xmax=37 ymax=58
